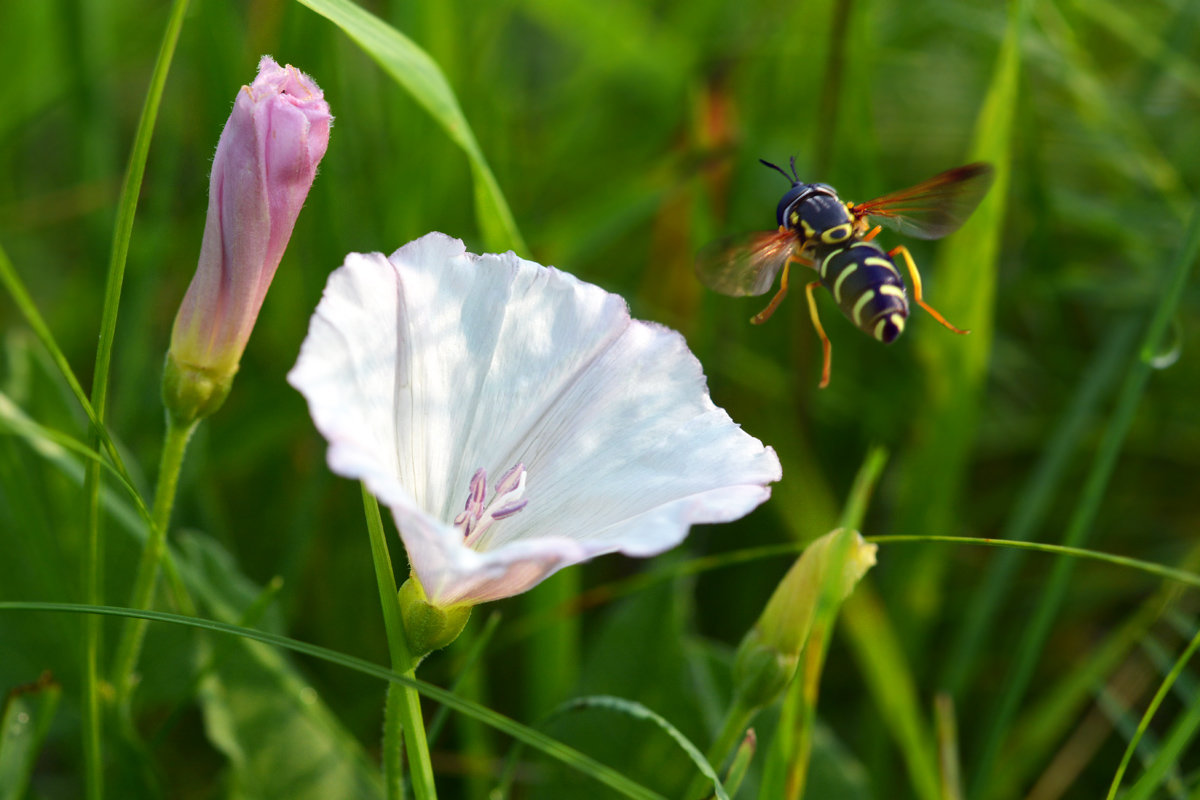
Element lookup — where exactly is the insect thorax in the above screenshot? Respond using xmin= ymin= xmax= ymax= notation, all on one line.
xmin=778 ymin=184 xmax=856 ymax=247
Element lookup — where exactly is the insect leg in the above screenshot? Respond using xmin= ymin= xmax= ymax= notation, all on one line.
xmin=804 ymin=280 xmax=833 ymax=388
xmin=750 ymin=253 xmax=812 ymax=325
xmin=750 ymin=262 xmax=789 ymax=325
xmin=889 ymin=245 xmax=970 ymax=335
xmin=862 ymin=225 xmax=882 ymax=242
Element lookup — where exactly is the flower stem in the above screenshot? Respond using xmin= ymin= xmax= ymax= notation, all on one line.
xmin=110 ymin=415 xmax=197 ymax=709
xmin=684 ymin=702 xmax=756 ymax=800
xmin=361 ymin=484 xmax=437 ymax=800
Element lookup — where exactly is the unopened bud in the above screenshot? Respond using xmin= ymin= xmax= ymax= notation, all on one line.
xmin=165 ymin=56 xmax=331 ymax=424
xmin=732 ymin=529 xmax=877 ymax=709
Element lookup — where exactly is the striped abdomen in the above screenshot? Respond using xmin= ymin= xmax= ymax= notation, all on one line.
xmin=816 ymin=240 xmax=908 ymax=343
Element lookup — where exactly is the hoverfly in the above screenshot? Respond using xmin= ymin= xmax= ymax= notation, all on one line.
xmin=695 ymin=158 xmax=994 ymax=388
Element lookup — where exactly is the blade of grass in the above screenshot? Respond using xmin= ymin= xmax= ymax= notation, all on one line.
xmin=426 ymin=611 xmax=502 ymax=746
xmin=1033 ymin=0 xmax=1190 ymax=218
xmin=967 ymin=198 xmax=1200 ymax=800
xmin=550 ymin=695 xmax=728 ymax=800
xmin=869 ymin=537 xmax=1200 ymax=591
xmin=292 ymin=0 xmax=526 ymax=254
xmin=0 ymin=601 xmax=664 ymax=800
xmin=892 ymin=0 xmax=1032 ymax=647
xmin=1108 ymin=628 xmax=1200 ymax=799
xmin=0 ymin=242 xmax=134 ymax=487
xmin=1065 ymin=0 xmax=1200 ymax=102
xmin=0 ymin=393 xmax=151 ymax=525
xmin=940 ymin=319 xmax=1138 ymax=696
xmin=80 ymin=3 xmax=189 ymax=796
xmin=1118 ymin=624 xmax=1200 ymax=800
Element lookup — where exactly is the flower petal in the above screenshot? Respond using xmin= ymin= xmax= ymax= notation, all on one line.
xmin=290 ymin=233 xmax=781 ymax=606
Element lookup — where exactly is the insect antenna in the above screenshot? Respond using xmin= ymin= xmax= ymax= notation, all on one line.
xmin=759 ymin=158 xmax=796 ymax=185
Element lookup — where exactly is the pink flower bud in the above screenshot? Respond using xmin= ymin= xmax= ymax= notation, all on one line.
xmin=165 ymin=56 xmax=331 ymax=423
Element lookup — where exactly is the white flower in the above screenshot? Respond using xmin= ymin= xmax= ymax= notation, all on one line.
xmin=288 ymin=233 xmax=781 ymax=607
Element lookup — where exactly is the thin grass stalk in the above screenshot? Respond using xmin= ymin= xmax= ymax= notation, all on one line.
xmin=934 ymin=694 xmax=964 ymax=800
xmin=0 ymin=244 xmax=131 ymax=481
xmin=1107 ymin=626 xmax=1200 ymax=799
xmin=870 ymin=537 xmax=1200 ymax=591
xmin=940 ymin=320 xmax=1138 ymax=696
xmin=1121 ymin=655 xmax=1200 ymax=800
xmin=0 ymin=600 xmax=663 ymax=800
xmin=968 ymin=200 xmax=1200 ymax=800
xmin=80 ymin=2 xmax=189 ymax=795
xmin=995 ymin=569 xmax=1190 ymax=796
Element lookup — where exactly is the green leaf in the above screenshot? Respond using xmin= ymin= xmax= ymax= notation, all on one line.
xmin=0 ymin=673 xmax=60 ymax=800
xmin=293 ymin=0 xmax=527 ymax=254
xmin=181 ymin=533 xmax=384 ymax=799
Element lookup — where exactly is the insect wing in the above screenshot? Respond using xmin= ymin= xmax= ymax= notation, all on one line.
xmin=694 ymin=230 xmax=796 ymax=297
xmin=851 ymin=162 xmax=994 ymax=240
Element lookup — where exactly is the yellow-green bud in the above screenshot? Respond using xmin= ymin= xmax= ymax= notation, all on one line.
xmin=397 ymin=577 xmax=471 ymax=659
xmin=732 ymin=528 xmax=877 ymax=709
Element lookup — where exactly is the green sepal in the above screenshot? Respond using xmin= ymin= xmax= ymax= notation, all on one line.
xmin=397 ymin=578 xmax=472 ymax=659
xmin=162 ymin=353 xmax=235 ymax=426
xmin=731 ymin=628 xmax=798 ymax=711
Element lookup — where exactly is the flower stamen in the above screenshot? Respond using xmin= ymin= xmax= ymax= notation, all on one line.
xmin=456 ymin=464 xmax=528 ymax=548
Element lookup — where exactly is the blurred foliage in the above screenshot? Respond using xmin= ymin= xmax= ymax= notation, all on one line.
xmin=1 ymin=0 xmax=1199 ymax=797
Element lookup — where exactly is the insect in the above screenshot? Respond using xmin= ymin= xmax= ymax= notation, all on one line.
xmin=695 ymin=158 xmax=994 ymax=388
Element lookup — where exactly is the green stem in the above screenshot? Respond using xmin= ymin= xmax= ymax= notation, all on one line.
xmin=685 ymin=702 xmax=755 ymax=800
xmin=110 ymin=416 xmax=197 ymax=709
xmin=361 ymin=484 xmax=437 ymax=800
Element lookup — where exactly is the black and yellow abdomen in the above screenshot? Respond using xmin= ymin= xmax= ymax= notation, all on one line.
xmin=816 ymin=241 xmax=908 ymax=344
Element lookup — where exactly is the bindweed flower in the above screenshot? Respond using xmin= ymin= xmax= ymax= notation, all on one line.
xmin=289 ymin=233 xmax=782 ymax=628
xmin=733 ymin=528 xmax=877 ymax=709
xmin=165 ymin=56 xmax=331 ymax=425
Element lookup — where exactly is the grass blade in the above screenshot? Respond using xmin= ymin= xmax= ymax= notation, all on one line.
xmin=292 ymin=0 xmax=526 ymax=254
xmin=0 ymin=601 xmax=663 ymax=800
xmin=940 ymin=320 xmax=1138 ymax=696
xmin=1109 ymin=624 xmax=1200 ymax=799
xmin=891 ymin=0 xmax=1033 ymax=642
xmin=80 ymin=3 xmax=190 ymax=796
xmin=968 ymin=197 xmax=1200 ymax=799
xmin=551 ymin=695 xmax=728 ymax=800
